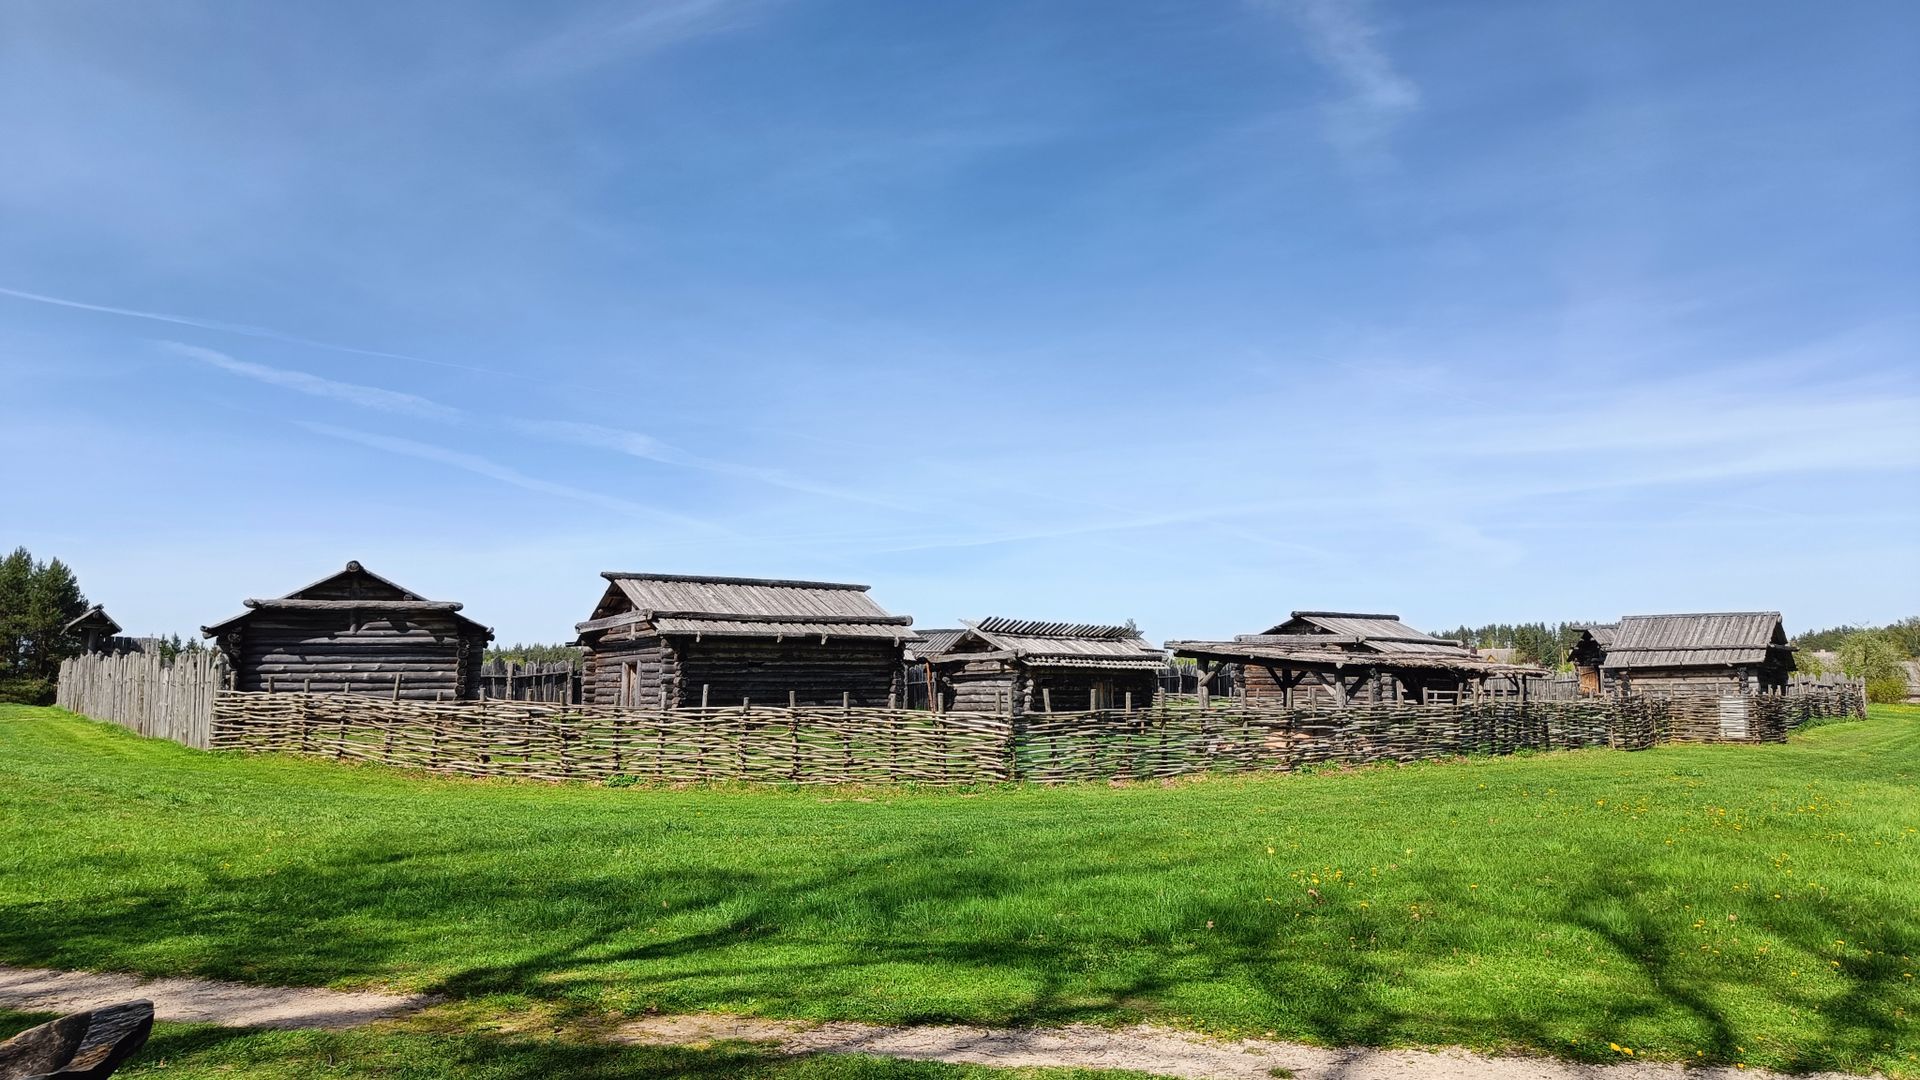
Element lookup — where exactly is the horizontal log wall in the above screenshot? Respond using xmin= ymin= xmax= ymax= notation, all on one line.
xmin=202 ymin=681 xmax=1866 ymax=786
xmin=226 ymin=612 xmax=481 ymax=701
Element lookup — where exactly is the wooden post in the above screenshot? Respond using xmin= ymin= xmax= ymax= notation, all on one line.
xmin=1042 ymin=687 xmax=1053 ymax=714
xmin=701 ymin=683 xmax=710 ymax=710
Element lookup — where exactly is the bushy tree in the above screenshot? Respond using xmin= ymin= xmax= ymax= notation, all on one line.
xmin=0 ymin=547 xmax=91 ymax=703
xmin=1837 ymin=631 xmax=1910 ymax=705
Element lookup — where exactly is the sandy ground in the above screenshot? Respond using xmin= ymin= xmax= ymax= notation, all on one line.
xmin=619 ymin=1013 xmax=1859 ymax=1079
xmin=0 ymin=965 xmax=433 ymax=1030
xmin=0 ymin=965 xmax=1864 ymax=1079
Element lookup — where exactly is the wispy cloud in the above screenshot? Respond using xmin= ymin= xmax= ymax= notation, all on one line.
xmin=0 ymin=284 xmax=508 ymax=376
xmin=169 ymin=342 xmax=462 ymax=420
xmin=299 ymin=422 xmax=724 ymax=531
xmin=515 ymin=418 xmax=922 ymax=510
xmin=1270 ymin=0 xmax=1420 ymax=166
xmin=512 ymin=0 xmax=772 ymax=78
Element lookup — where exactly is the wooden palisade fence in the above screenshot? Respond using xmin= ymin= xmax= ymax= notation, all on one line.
xmin=197 ymin=680 xmax=1865 ymax=786
xmin=56 ymin=650 xmax=228 ymax=750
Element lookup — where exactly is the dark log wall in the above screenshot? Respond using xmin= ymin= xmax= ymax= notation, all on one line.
xmin=1019 ymin=668 xmax=1159 ymax=714
xmin=580 ymin=627 xmax=678 ymax=708
xmin=1615 ymin=666 xmax=1768 ymax=694
xmin=674 ymin=638 xmax=902 ymax=707
xmin=936 ymin=661 xmax=1158 ymax=715
xmin=940 ymin=662 xmax=1017 ymax=713
xmin=228 ymin=611 xmax=480 ymax=700
xmin=1239 ymin=663 xmax=1468 ymax=705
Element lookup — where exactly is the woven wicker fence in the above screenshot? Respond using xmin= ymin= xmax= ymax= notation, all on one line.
xmin=202 ymin=681 xmax=1864 ymax=785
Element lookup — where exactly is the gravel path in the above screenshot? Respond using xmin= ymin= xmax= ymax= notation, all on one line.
xmin=0 ymin=965 xmax=1858 ymax=1079
xmin=0 ymin=965 xmax=433 ymax=1030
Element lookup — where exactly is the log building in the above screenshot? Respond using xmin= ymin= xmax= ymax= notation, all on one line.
xmin=575 ymin=573 xmax=919 ymax=708
xmin=1582 ymin=612 xmax=1793 ymax=694
xmin=62 ymin=605 xmax=123 ymax=654
xmin=201 ymin=561 xmax=493 ymax=700
xmin=1169 ymin=611 xmax=1542 ymax=706
xmin=1568 ymin=623 xmax=1620 ymax=695
xmin=922 ymin=618 xmax=1165 ymax=714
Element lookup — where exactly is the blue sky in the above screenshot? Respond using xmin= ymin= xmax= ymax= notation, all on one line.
xmin=2 ymin=0 xmax=1916 ymax=645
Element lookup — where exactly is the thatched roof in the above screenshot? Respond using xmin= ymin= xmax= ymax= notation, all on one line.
xmin=936 ymin=617 xmax=1166 ymax=671
xmin=203 ymin=561 xmax=492 ymax=638
xmin=579 ymin=572 xmax=918 ymax=642
xmin=62 ymin=604 xmax=121 ymax=637
xmin=1600 ymin=612 xmax=1789 ymax=670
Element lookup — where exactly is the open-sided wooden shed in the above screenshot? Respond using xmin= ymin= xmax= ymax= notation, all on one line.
xmin=1589 ymin=612 xmax=1793 ymax=694
xmin=575 ymin=573 xmax=919 ymax=708
xmin=202 ymin=561 xmax=493 ymax=700
xmin=922 ymin=618 xmax=1165 ymax=714
xmin=1169 ymin=610 xmax=1542 ymax=706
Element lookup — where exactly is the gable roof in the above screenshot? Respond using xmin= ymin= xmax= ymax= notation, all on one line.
xmin=62 ymin=604 xmax=121 ymax=637
xmin=938 ymin=617 xmax=1167 ymax=670
xmin=202 ymin=561 xmax=492 ymax=639
xmin=1254 ymin=611 xmax=1471 ymax=657
xmin=1169 ymin=610 xmax=1540 ymax=675
xmin=578 ymin=572 xmax=918 ymax=642
xmin=1600 ymin=612 xmax=1789 ymax=670
xmin=908 ymin=628 xmax=967 ymax=659
xmin=1573 ymin=622 xmax=1620 ymax=648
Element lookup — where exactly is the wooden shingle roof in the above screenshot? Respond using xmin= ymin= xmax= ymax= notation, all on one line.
xmin=1600 ymin=612 xmax=1788 ymax=670
xmin=580 ymin=572 xmax=918 ymax=641
xmin=202 ymin=561 xmax=492 ymax=638
xmin=939 ymin=617 xmax=1167 ymax=671
xmin=62 ymin=604 xmax=121 ymax=637
xmin=1170 ymin=610 xmax=1539 ymax=674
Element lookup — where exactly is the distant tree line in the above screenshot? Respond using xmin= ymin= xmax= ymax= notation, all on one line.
xmin=486 ymin=642 xmax=585 ymax=665
xmin=1793 ymin=617 xmax=1920 ymax=657
xmin=0 ymin=547 xmax=90 ymax=704
xmin=1428 ymin=622 xmax=1586 ymax=671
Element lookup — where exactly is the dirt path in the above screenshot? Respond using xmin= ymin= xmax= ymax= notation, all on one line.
xmin=616 ymin=1013 xmax=1855 ymax=1080
xmin=0 ymin=965 xmax=1856 ymax=1079
xmin=0 ymin=965 xmax=433 ymax=1030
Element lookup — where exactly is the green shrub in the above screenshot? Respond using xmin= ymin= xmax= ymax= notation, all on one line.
xmin=1866 ymin=675 xmax=1910 ymax=705
xmin=0 ymin=677 xmax=54 ymax=705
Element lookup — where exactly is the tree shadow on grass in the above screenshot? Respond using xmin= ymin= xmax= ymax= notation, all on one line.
xmin=6 ymin=813 xmax=1915 ymax=1073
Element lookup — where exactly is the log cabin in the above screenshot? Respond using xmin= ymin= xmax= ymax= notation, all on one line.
xmin=201 ymin=561 xmax=493 ymax=700
xmin=575 ymin=573 xmax=919 ymax=708
xmin=1589 ymin=612 xmax=1793 ymax=694
xmin=1169 ymin=610 xmax=1543 ymax=706
xmin=923 ymin=618 xmax=1165 ymax=714
xmin=62 ymin=605 xmax=123 ymax=654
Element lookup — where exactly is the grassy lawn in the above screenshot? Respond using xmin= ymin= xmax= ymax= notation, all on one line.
xmin=3 ymin=703 xmax=1917 ymax=1076
xmin=0 ymin=1010 xmax=1142 ymax=1080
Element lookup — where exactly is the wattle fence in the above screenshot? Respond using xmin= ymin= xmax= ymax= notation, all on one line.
xmin=54 ymin=652 xmax=1866 ymax=785
xmin=202 ymin=682 xmax=1862 ymax=785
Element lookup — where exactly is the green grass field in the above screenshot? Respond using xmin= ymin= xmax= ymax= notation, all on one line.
xmin=3 ymin=703 xmax=1917 ymax=1076
xmin=0 ymin=1010 xmax=1142 ymax=1080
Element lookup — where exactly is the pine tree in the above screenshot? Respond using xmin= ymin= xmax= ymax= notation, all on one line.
xmin=0 ymin=547 xmax=91 ymax=703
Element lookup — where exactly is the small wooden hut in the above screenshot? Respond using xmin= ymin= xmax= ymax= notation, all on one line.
xmin=1590 ymin=612 xmax=1792 ymax=694
xmin=575 ymin=573 xmax=918 ymax=708
xmin=1567 ymin=623 xmax=1619 ymax=694
xmin=1169 ymin=610 xmax=1543 ymax=706
xmin=62 ymin=605 xmax=123 ymax=654
xmin=923 ymin=618 xmax=1165 ymax=714
xmin=202 ymin=561 xmax=493 ymax=700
